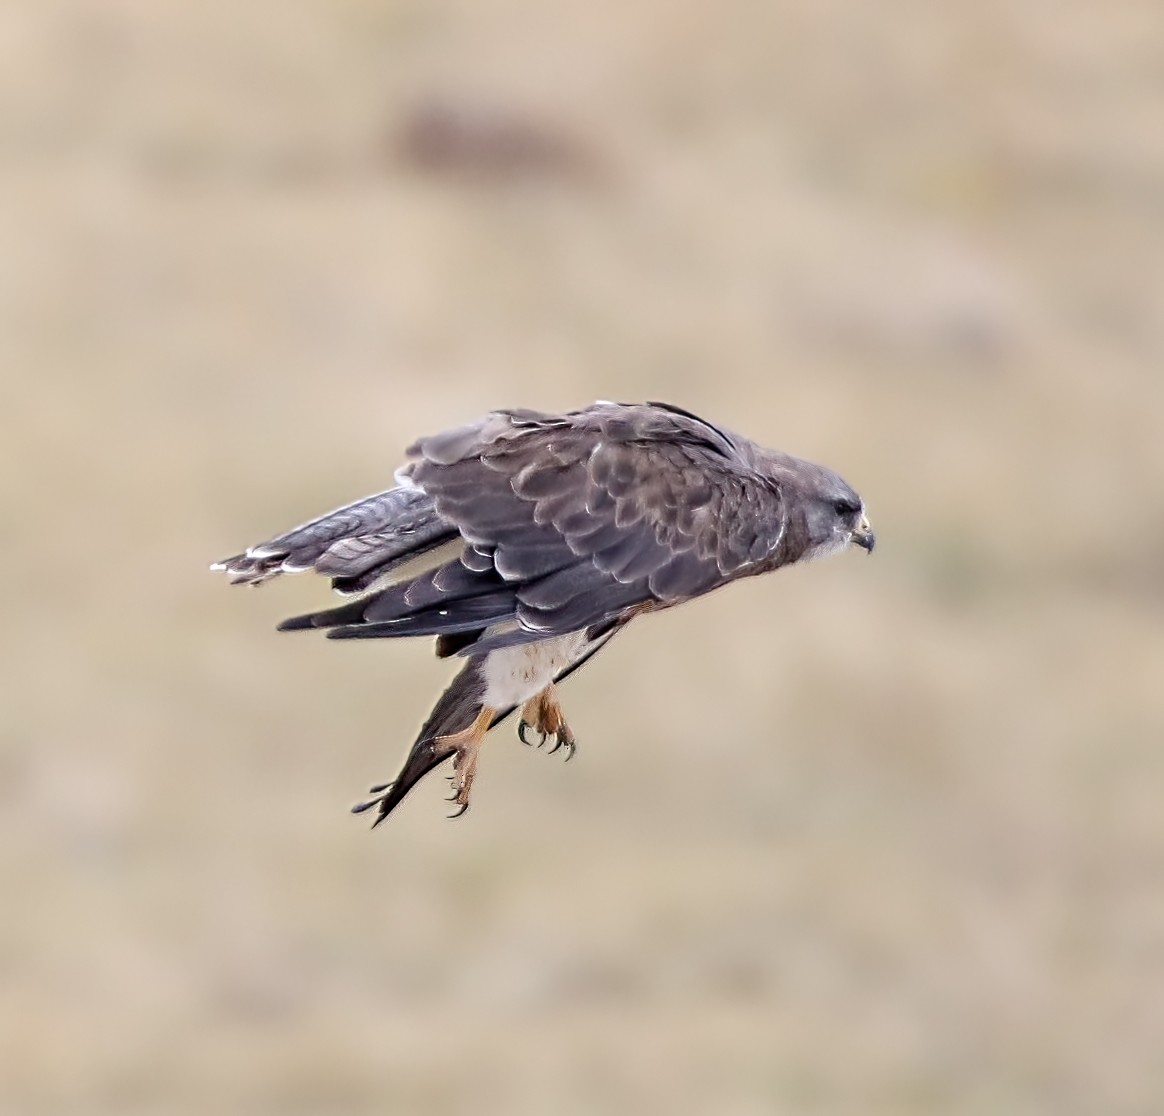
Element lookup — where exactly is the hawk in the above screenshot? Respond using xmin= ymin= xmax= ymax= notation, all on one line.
xmin=213 ymin=401 xmax=874 ymax=823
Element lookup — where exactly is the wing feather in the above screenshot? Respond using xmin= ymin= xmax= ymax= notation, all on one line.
xmin=234 ymin=402 xmax=790 ymax=649
xmin=398 ymin=402 xmax=788 ymax=639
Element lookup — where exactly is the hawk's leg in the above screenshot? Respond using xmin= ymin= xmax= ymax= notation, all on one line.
xmin=517 ymin=684 xmax=577 ymax=760
xmin=438 ymin=706 xmax=496 ymax=818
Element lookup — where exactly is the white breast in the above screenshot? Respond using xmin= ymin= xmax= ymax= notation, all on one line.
xmin=480 ymin=632 xmax=590 ymax=710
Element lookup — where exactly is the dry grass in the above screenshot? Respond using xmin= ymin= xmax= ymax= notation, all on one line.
xmin=2 ymin=0 xmax=1163 ymax=1112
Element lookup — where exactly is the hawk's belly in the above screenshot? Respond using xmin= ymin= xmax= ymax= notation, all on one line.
xmin=480 ymin=632 xmax=589 ymax=709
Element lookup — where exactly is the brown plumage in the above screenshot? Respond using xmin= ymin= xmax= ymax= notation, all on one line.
xmin=213 ymin=401 xmax=875 ymax=823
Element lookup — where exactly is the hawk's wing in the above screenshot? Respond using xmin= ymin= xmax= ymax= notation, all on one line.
xmin=286 ymin=402 xmax=789 ymax=648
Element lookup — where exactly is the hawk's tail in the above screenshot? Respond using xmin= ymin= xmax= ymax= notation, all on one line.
xmin=351 ymin=655 xmax=510 ymax=826
xmin=211 ymin=485 xmax=456 ymax=593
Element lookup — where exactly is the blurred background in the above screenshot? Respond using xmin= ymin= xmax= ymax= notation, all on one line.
xmin=3 ymin=0 xmax=1163 ymax=1112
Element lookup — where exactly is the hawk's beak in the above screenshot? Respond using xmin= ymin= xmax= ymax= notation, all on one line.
xmin=851 ymin=514 xmax=876 ymax=554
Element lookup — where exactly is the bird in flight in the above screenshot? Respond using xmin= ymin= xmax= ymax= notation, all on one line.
xmin=213 ymin=401 xmax=874 ymax=823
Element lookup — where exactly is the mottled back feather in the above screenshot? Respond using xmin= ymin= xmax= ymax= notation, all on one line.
xmin=216 ymin=401 xmax=865 ymax=656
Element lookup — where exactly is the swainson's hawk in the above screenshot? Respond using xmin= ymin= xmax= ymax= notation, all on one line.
xmin=213 ymin=401 xmax=874 ymax=822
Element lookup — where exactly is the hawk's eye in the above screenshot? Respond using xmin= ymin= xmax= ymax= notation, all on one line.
xmin=832 ymin=497 xmax=861 ymax=517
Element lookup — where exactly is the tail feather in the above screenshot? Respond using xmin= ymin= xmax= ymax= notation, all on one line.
xmin=212 ymin=486 xmax=456 ymax=589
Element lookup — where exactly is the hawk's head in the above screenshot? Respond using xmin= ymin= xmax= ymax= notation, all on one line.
xmin=764 ymin=453 xmax=875 ymax=562
xmin=803 ymin=469 xmax=874 ymax=560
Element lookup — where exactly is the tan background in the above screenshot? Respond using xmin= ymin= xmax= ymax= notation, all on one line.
xmin=3 ymin=1 xmax=1163 ymax=1112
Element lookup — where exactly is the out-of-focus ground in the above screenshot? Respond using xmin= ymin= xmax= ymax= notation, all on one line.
xmin=3 ymin=1 xmax=1163 ymax=1112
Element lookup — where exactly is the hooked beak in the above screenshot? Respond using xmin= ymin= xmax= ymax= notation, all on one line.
xmin=851 ymin=513 xmax=876 ymax=554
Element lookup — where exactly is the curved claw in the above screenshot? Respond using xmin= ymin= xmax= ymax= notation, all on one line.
xmin=447 ymin=802 xmax=469 ymax=820
xmin=351 ymin=796 xmax=382 ymax=815
xmin=367 ymin=781 xmax=393 ymax=794
xmin=518 ymin=720 xmax=533 ymax=746
xmin=547 ymin=732 xmax=576 ymax=760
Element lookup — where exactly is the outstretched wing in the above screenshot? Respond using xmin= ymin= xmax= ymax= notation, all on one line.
xmin=287 ymin=402 xmax=789 ymax=647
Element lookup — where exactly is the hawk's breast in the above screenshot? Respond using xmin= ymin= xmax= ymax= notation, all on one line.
xmin=480 ymin=632 xmax=590 ymax=709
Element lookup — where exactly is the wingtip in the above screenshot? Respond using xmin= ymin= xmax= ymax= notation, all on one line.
xmin=276 ymin=614 xmax=317 ymax=632
xmin=325 ymin=625 xmax=359 ymax=639
xmin=352 ymin=780 xmax=398 ymax=824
